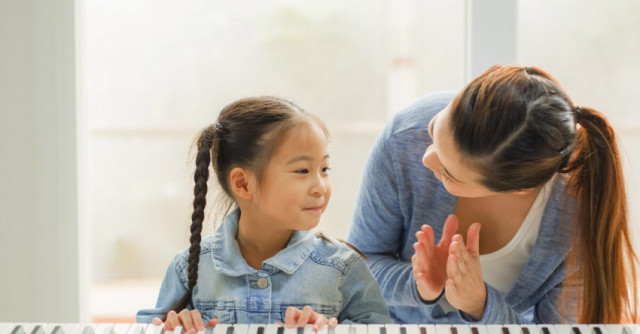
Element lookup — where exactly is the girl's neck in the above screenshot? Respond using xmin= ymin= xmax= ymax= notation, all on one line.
xmin=235 ymin=210 xmax=293 ymax=270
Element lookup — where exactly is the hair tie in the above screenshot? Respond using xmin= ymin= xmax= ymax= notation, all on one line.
xmin=214 ymin=122 xmax=223 ymax=130
xmin=573 ymin=106 xmax=582 ymax=123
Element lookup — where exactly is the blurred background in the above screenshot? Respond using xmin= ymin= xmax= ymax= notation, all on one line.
xmin=1 ymin=0 xmax=639 ymax=323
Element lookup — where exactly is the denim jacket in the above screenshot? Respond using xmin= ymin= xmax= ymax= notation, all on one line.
xmin=347 ymin=91 xmax=576 ymax=324
xmin=137 ymin=207 xmax=391 ymax=324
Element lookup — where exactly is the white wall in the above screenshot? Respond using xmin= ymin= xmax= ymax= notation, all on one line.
xmin=0 ymin=0 xmax=84 ymax=322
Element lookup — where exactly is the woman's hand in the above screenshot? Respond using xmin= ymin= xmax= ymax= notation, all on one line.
xmin=281 ymin=306 xmax=338 ymax=330
xmin=152 ymin=310 xmax=219 ymax=333
xmin=412 ymin=214 xmax=459 ymax=301
xmin=445 ymin=222 xmax=486 ymax=320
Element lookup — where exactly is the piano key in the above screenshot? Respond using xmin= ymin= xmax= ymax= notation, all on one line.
xmin=368 ymin=325 xmax=385 ymax=334
xmin=502 ymin=325 xmax=540 ymax=334
xmin=0 ymin=324 xmax=14 ymax=334
xmin=232 ymin=325 xmax=249 ymax=334
xmin=112 ymin=325 xmax=132 ymax=334
xmin=143 ymin=325 xmax=161 ymax=334
xmin=127 ymin=324 xmax=146 ymax=334
xmin=417 ymin=325 xmax=436 ymax=334
xmin=11 ymin=325 xmax=26 ymax=334
xmin=469 ymin=325 xmax=488 ymax=334
xmin=347 ymin=325 xmax=367 ymax=334
xmin=435 ymin=325 xmax=451 ymax=334
xmin=485 ymin=325 xmax=503 ymax=334
xmin=398 ymin=324 xmax=419 ymax=334
xmin=538 ymin=325 xmax=556 ymax=334
xmin=30 ymin=325 xmax=45 ymax=334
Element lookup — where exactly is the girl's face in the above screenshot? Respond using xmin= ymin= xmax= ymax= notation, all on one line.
xmin=422 ymin=105 xmax=497 ymax=198
xmin=252 ymin=121 xmax=331 ymax=231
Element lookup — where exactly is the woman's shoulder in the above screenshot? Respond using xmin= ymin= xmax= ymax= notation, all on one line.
xmin=388 ymin=91 xmax=456 ymax=136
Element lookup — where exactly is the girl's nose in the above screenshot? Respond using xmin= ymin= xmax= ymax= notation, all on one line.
xmin=311 ymin=175 xmax=328 ymax=196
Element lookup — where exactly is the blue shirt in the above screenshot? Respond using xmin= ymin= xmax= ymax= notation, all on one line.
xmin=347 ymin=91 xmax=577 ymax=324
xmin=137 ymin=207 xmax=391 ymax=324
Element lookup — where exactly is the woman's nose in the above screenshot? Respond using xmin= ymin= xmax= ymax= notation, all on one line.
xmin=422 ymin=145 xmax=439 ymax=173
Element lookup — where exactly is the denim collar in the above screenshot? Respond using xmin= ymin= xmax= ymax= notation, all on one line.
xmin=210 ymin=207 xmax=314 ymax=276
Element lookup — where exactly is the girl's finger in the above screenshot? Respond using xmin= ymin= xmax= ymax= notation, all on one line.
xmin=285 ymin=307 xmax=299 ymax=327
xmin=165 ymin=311 xmax=179 ymax=330
xmin=297 ymin=306 xmax=314 ymax=326
xmin=439 ymin=215 xmax=459 ymax=247
xmin=328 ymin=318 xmax=338 ymax=327
xmin=178 ymin=309 xmax=195 ymax=333
xmin=190 ymin=309 xmax=205 ymax=331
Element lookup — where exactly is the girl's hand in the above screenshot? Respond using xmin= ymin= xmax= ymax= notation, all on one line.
xmin=152 ymin=310 xmax=219 ymax=333
xmin=412 ymin=214 xmax=459 ymax=301
xmin=445 ymin=222 xmax=486 ymax=320
xmin=281 ymin=306 xmax=338 ymax=330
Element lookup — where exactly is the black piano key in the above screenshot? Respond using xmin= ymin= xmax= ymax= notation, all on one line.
xmin=30 ymin=325 xmax=44 ymax=334
xmin=420 ymin=327 xmax=427 ymax=334
xmin=573 ymin=327 xmax=582 ymax=334
xmin=51 ymin=326 xmax=65 ymax=334
xmin=277 ymin=327 xmax=284 ymax=334
xmin=542 ymin=327 xmax=551 ymax=334
xmin=400 ymin=328 xmax=407 ymax=334
xmin=502 ymin=327 xmax=510 ymax=334
xmin=593 ymin=327 xmax=603 ymax=334
xmin=328 ymin=328 xmax=335 ymax=334
xmin=257 ymin=327 xmax=264 ymax=334
xmin=380 ymin=327 xmax=387 ymax=334
xmin=81 ymin=326 xmax=95 ymax=334
xmin=11 ymin=325 xmax=25 ymax=334
xmin=471 ymin=327 xmax=479 ymax=334
xmin=451 ymin=328 xmax=458 ymax=334
xmin=297 ymin=328 xmax=304 ymax=334
xmin=522 ymin=328 xmax=530 ymax=334
xmin=226 ymin=327 xmax=234 ymax=334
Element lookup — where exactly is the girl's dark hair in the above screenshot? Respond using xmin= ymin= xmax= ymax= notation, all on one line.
xmin=169 ymin=96 xmax=327 ymax=314
xmin=450 ymin=64 xmax=637 ymax=323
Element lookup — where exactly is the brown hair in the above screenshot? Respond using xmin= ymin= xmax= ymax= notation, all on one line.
xmin=450 ymin=65 xmax=637 ymax=323
xmin=170 ymin=96 xmax=327 ymax=313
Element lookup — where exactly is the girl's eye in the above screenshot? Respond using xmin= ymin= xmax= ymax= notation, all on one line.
xmin=295 ymin=169 xmax=309 ymax=174
xmin=322 ymin=167 xmax=331 ymax=173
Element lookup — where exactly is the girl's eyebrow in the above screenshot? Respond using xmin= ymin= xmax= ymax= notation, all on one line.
xmin=287 ymin=154 xmax=330 ymax=164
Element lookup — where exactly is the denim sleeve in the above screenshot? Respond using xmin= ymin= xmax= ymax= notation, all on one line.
xmin=136 ymin=255 xmax=189 ymax=323
xmin=337 ymin=255 xmax=392 ymax=324
xmin=347 ymin=122 xmax=438 ymax=309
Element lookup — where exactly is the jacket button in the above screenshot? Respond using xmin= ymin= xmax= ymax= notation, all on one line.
xmin=257 ymin=277 xmax=268 ymax=289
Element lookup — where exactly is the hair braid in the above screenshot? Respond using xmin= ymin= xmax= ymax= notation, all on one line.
xmin=169 ymin=126 xmax=216 ymax=314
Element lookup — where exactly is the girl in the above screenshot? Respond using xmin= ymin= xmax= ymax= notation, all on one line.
xmin=347 ymin=65 xmax=638 ymax=323
xmin=137 ymin=96 xmax=390 ymax=330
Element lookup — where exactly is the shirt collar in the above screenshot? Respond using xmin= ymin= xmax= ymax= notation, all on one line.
xmin=211 ymin=207 xmax=315 ymax=276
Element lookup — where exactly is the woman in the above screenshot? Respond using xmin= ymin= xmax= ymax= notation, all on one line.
xmin=347 ymin=65 xmax=637 ymax=324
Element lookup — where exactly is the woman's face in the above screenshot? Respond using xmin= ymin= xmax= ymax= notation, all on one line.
xmin=422 ymin=105 xmax=497 ymax=198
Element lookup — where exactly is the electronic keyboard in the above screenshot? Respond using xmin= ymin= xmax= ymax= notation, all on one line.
xmin=1 ymin=323 xmax=639 ymax=334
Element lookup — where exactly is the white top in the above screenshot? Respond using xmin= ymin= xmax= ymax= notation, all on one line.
xmin=438 ymin=176 xmax=555 ymax=313
xmin=479 ymin=176 xmax=555 ymax=295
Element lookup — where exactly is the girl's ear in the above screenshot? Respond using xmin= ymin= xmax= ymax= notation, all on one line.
xmin=229 ymin=167 xmax=254 ymax=200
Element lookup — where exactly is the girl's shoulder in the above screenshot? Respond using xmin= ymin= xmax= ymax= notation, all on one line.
xmin=171 ymin=235 xmax=217 ymax=270
xmin=306 ymin=232 xmax=365 ymax=273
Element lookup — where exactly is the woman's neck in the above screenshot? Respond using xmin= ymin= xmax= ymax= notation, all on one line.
xmin=235 ymin=209 xmax=293 ymax=270
xmin=456 ymin=186 xmax=543 ymax=254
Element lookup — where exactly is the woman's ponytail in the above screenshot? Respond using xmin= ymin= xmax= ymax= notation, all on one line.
xmin=563 ymin=106 xmax=638 ymax=323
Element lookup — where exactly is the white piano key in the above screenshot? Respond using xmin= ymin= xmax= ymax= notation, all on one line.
xmin=332 ymin=324 xmax=350 ymax=334
xmin=368 ymin=325 xmax=386 ymax=334
xmin=232 ymin=325 xmax=250 ymax=334
xmin=112 ymin=325 xmax=132 ymax=334
xmin=553 ymin=325 xmax=574 ymax=334
xmin=399 ymin=324 xmax=419 ymax=334
xmin=127 ymin=324 xmax=147 ymax=334
xmin=620 ymin=326 xmax=640 ymax=334
xmin=485 ymin=325 xmax=503 ymax=334
xmin=144 ymin=324 xmax=162 ymax=334
xmin=0 ymin=324 xmax=14 ymax=334
xmin=346 ymin=325 xmax=366 ymax=334
xmin=435 ymin=325 xmax=451 ymax=334
xmin=453 ymin=325 xmax=472 ymax=334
